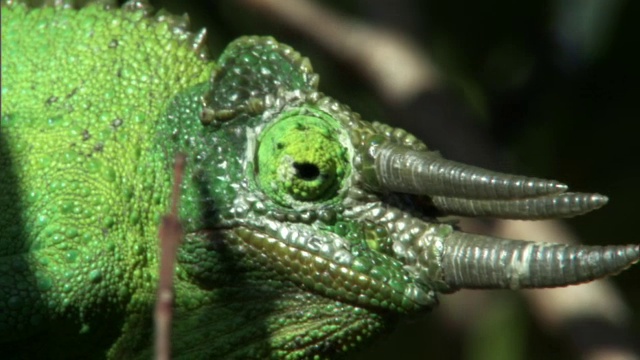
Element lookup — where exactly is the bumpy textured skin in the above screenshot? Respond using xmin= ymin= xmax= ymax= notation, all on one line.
xmin=1 ymin=3 xmax=390 ymax=359
xmin=2 ymin=2 xmax=638 ymax=360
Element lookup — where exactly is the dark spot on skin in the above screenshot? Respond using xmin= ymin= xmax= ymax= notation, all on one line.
xmin=108 ymin=39 xmax=119 ymax=48
xmin=82 ymin=130 xmax=91 ymax=141
xmin=293 ymin=162 xmax=320 ymax=181
xmin=276 ymin=142 xmax=284 ymax=150
xmin=45 ymin=96 xmax=58 ymax=105
xmin=111 ymin=118 xmax=123 ymax=129
xmin=170 ymin=129 xmax=179 ymax=141
xmin=94 ymin=143 xmax=104 ymax=153
xmin=66 ymin=87 xmax=78 ymax=99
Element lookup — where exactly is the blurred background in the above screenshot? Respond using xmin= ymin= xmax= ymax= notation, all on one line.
xmin=150 ymin=0 xmax=640 ymax=358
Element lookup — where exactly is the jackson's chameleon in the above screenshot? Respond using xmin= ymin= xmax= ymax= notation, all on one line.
xmin=1 ymin=1 xmax=639 ymax=359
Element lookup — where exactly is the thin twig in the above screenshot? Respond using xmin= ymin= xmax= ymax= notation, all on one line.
xmin=155 ymin=154 xmax=186 ymax=360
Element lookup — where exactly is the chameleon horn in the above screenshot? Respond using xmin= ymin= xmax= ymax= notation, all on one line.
xmin=430 ymin=192 xmax=609 ymax=220
xmin=374 ymin=143 xmax=566 ymax=198
xmin=373 ymin=143 xmax=607 ymax=219
xmin=440 ymin=232 xmax=640 ymax=289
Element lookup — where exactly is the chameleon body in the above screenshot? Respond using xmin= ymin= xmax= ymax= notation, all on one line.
xmin=1 ymin=2 xmax=639 ymax=359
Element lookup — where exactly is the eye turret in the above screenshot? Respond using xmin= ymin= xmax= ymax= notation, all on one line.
xmin=256 ymin=107 xmax=350 ymax=206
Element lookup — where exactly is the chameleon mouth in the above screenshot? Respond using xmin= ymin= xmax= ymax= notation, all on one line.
xmin=226 ymin=224 xmax=436 ymax=313
xmin=202 ymin=211 xmax=640 ymax=314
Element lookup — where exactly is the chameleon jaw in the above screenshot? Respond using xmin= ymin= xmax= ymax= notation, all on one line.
xmin=225 ymin=223 xmax=438 ymax=314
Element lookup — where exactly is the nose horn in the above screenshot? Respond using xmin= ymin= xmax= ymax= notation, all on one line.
xmin=372 ymin=143 xmax=607 ymax=219
xmin=440 ymin=232 xmax=640 ymax=290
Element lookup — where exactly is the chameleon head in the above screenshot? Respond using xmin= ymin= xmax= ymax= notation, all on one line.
xmin=193 ymin=37 xmax=640 ymax=314
xmin=6 ymin=4 xmax=637 ymax=358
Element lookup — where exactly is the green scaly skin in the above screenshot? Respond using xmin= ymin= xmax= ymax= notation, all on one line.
xmin=3 ymin=2 xmax=636 ymax=360
xmin=0 ymin=3 xmax=422 ymax=358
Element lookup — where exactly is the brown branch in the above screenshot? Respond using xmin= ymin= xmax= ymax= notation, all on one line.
xmin=231 ymin=1 xmax=638 ymax=358
xmin=238 ymin=0 xmax=439 ymax=104
xmin=155 ymin=154 xmax=186 ymax=360
xmin=235 ymin=1 xmax=640 ymax=358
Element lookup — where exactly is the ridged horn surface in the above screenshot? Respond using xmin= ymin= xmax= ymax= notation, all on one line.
xmin=441 ymin=232 xmax=640 ymax=289
xmin=431 ymin=192 xmax=609 ymax=219
xmin=374 ymin=143 xmax=567 ymax=199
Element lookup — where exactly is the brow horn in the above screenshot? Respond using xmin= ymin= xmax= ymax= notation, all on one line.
xmin=372 ymin=143 xmax=607 ymax=219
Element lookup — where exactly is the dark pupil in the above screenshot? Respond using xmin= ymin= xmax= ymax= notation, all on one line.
xmin=293 ymin=162 xmax=320 ymax=181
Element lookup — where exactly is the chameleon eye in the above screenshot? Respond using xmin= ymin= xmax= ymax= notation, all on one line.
xmin=256 ymin=108 xmax=349 ymax=206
